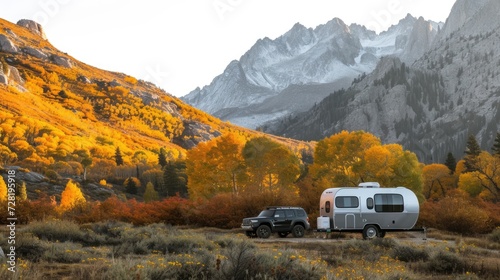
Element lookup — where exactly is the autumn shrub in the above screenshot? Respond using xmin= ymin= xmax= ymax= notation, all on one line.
xmin=42 ymin=241 xmax=88 ymax=263
xmin=426 ymin=251 xmax=466 ymax=274
xmin=144 ymin=234 xmax=217 ymax=255
xmin=0 ymin=233 xmax=47 ymax=262
xmin=479 ymin=201 xmax=500 ymax=228
xmin=192 ymin=193 xmax=240 ymax=228
xmin=489 ymin=227 xmax=500 ymax=243
xmin=90 ymin=220 xmax=134 ymax=238
xmin=422 ymin=196 xmax=493 ymax=234
xmin=370 ymin=237 xmax=397 ymax=249
xmin=391 ymin=245 xmax=429 ymax=262
xmin=24 ymin=219 xmax=85 ymax=242
xmin=218 ymin=239 xmax=260 ymax=279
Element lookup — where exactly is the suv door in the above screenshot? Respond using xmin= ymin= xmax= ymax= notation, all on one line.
xmin=284 ymin=209 xmax=296 ymax=230
xmin=272 ymin=210 xmax=287 ymax=231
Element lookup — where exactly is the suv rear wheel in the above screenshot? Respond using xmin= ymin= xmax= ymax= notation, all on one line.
xmin=256 ymin=225 xmax=271 ymax=238
xmin=291 ymin=224 xmax=305 ymax=238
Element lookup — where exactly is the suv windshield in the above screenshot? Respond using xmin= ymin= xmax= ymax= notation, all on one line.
xmin=258 ymin=210 xmax=274 ymax=217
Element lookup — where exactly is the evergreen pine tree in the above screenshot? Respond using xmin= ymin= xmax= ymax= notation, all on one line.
xmin=444 ymin=152 xmax=457 ymax=174
xmin=464 ymin=134 xmax=481 ymax=172
xmin=125 ymin=177 xmax=138 ymax=194
xmin=158 ymin=148 xmax=168 ymax=168
xmin=115 ymin=147 xmax=124 ymax=166
xmin=492 ymin=132 xmax=500 ymax=156
xmin=163 ymin=162 xmax=179 ymax=197
xmin=162 ymin=160 xmax=187 ymax=197
xmin=465 ymin=134 xmax=481 ymax=156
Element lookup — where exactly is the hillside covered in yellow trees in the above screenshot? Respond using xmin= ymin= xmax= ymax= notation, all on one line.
xmin=0 ymin=18 xmax=311 ymax=184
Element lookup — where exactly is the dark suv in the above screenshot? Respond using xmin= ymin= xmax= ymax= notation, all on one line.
xmin=241 ymin=206 xmax=310 ymax=238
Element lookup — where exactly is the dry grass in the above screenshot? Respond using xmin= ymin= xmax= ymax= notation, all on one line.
xmin=1 ymin=223 xmax=499 ymax=279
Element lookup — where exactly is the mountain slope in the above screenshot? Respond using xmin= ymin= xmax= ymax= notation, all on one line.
xmin=182 ymin=14 xmax=441 ymax=129
xmin=267 ymin=0 xmax=500 ymax=163
xmin=0 ymin=18 xmax=310 ymax=171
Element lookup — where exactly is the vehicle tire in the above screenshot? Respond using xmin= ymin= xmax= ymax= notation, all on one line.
xmin=291 ymin=225 xmax=305 ymax=238
xmin=256 ymin=225 xmax=272 ymax=239
xmin=278 ymin=232 xmax=289 ymax=238
xmin=362 ymin=225 xmax=379 ymax=240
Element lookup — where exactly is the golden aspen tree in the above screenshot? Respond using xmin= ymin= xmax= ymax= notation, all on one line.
xmin=16 ymin=181 xmax=28 ymax=201
xmin=143 ymin=182 xmax=159 ymax=203
xmin=0 ymin=176 xmax=7 ymax=202
xmin=310 ymin=130 xmax=380 ymax=187
xmin=59 ymin=180 xmax=86 ymax=211
xmin=422 ymin=164 xmax=456 ymax=199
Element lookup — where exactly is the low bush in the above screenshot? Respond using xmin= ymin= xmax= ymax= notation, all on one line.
xmin=23 ymin=219 xmax=84 ymax=242
xmin=370 ymin=237 xmax=397 ymax=249
xmin=427 ymin=251 xmax=466 ymax=274
xmin=488 ymin=227 xmax=500 ymax=243
xmin=391 ymin=245 xmax=429 ymax=262
xmin=3 ymin=233 xmax=47 ymax=262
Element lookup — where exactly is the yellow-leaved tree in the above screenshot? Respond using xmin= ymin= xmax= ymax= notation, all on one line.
xmin=0 ymin=176 xmax=7 ymax=202
xmin=59 ymin=180 xmax=86 ymax=211
xmin=310 ymin=130 xmax=423 ymax=199
xmin=187 ymin=132 xmax=247 ymax=199
xmin=143 ymin=182 xmax=159 ymax=203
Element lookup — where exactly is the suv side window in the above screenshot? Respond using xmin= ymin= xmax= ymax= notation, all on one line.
xmin=274 ymin=210 xmax=285 ymax=217
xmin=285 ymin=210 xmax=295 ymax=218
xmin=295 ymin=209 xmax=305 ymax=217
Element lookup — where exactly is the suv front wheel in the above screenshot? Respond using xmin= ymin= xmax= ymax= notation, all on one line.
xmin=291 ymin=224 xmax=305 ymax=238
xmin=256 ymin=225 xmax=272 ymax=238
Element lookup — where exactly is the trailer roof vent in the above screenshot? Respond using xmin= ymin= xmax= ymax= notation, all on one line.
xmin=358 ymin=182 xmax=380 ymax=188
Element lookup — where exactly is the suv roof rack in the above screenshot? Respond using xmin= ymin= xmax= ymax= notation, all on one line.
xmin=266 ymin=206 xmax=302 ymax=210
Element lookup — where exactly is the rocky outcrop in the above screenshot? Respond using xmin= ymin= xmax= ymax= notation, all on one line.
xmin=51 ymin=54 xmax=73 ymax=68
xmin=7 ymin=65 xmax=24 ymax=85
xmin=0 ymin=74 xmax=7 ymax=85
xmin=0 ymin=34 xmax=18 ymax=53
xmin=22 ymin=47 xmax=48 ymax=60
xmin=16 ymin=19 xmax=47 ymax=40
xmin=402 ymin=17 xmax=438 ymax=63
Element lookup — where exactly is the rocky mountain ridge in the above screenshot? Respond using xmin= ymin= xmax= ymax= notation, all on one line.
xmin=182 ymin=14 xmax=441 ymax=129
xmin=265 ymin=0 xmax=500 ymax=163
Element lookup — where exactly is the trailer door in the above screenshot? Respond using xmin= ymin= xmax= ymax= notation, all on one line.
xmin=334 ymin=196 xmax=360 ymax=229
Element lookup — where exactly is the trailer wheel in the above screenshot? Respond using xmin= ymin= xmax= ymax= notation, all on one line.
xmin=256 ymin=225 xmax=271 ymax=238
xmin=292 ymin=225 xmax=305 ymax=238
xmin=362 ymin=225 xmax=379 ymax=240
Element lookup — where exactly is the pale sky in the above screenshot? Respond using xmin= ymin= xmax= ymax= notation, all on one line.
xmin=1 ymin=0 xmax=457 ymax=97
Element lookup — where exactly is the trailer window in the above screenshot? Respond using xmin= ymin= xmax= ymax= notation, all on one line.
xmin=335 ymin=196 xmax=359 ymax=208
xmin=325 ymin=201 xmax=331 ymax=213
xmin=367 ymin=198 xmax=374 ymax=210
xmin=374 ymin=194 xmax=404 ymax=212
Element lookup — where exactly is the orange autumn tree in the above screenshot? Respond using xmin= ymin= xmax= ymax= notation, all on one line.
xmin=422 ymin=164 xmax=456 ymax=200
xmin=59 ymin=180 xmax=86 ymax=211
xmin=186 ymin=132 xmax=247 ymax=199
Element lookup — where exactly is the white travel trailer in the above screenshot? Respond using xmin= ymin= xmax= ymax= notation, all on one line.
xmin=317 ymin=182 xmax=423 ymax=239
